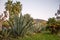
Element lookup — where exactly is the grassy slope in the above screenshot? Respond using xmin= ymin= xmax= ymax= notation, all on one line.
xmin=13 ymin=33 xmax=60 ymax=40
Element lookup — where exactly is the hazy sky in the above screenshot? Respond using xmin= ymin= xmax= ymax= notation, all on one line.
xmin=0 ymin=0 xmax=60 ymax=20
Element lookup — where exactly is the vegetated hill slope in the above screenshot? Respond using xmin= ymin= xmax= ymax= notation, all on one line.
xmin=34 ymin=19 xmax=47 ymax=25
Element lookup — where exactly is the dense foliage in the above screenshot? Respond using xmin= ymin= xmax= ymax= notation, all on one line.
xmin=5 ymin=0 xmax=22 ymax=23
xmin=46 ymin=17 xmax=60 ymax=34
xmin=0 ymin=0 xmax=34 ymax=40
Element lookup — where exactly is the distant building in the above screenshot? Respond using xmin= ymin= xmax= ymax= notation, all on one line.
xmin=55 ymin=5 xmax=60 ymax=20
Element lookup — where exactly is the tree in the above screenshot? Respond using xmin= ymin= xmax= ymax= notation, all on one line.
xmin=5 ymin=0 xmax=22 ymax=22
xmin=47 ymin=17 xmax=56 ymax=26
xmin=47 ymin=17 xmax=60 ymax=34
xmin=47 ymin=17 xmax=56 ymax=34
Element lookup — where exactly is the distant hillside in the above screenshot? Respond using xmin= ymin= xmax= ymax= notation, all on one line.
xmin=33 ymin=19 xmax=47 ymax=26
xmin=34 ymin=19 xmax=47 ymax=23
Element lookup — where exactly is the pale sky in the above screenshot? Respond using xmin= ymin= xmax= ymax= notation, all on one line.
xmin=0 ymin=0 xmax=60 ymax=20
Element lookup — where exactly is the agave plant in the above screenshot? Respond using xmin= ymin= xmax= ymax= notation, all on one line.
xmin=8 ymin=13 xmax=33 ymax=38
